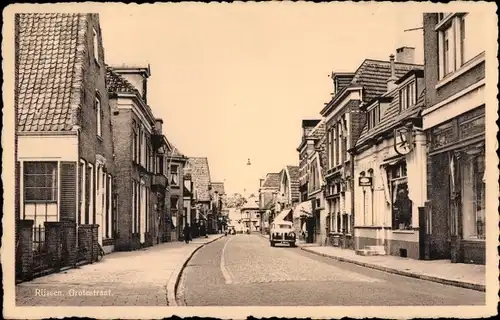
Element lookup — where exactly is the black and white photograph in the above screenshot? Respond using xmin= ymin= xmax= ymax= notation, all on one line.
xmin=2 ymin=2 xmax=498 ymax=319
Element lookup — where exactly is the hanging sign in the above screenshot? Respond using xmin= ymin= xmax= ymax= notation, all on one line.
xmin=358 ymin=176 xmax=372 ymax=187
xmin=394 ymin=125 xmax=414 ymax=155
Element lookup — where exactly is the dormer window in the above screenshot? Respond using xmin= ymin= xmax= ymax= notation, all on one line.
xmin=367 ymin=105 xmax=380 ymax=130
xmin=399 ymin=81 xmax=417 ymax=111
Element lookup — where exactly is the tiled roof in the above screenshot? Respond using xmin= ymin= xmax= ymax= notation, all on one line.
xmin=262 ymin=173 xmax=280 ymax=189
xmin=307 ymin=119 xmax=326 ymax=140
xmin=241 ymin=196 xmax=259 ymax=210
xmin=186 ymin=157 xmax=212 ymax=202
xmin=211 ymin=182 xmax=225 ymax=195
xmin=105 ymin=66 xmax=141 ymax=96
xmin=286 ymin=165 xmax=300 ymax=202
xmin=355 ymin=87 xmax=426 ymax=148
xmin=17 ymin=13 xmax=86 ymax=132
xmin=351 ymin=59 xmax=424 ymax=103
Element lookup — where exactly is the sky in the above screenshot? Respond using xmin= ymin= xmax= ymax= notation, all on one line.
xmin=98 ymin=3 xmax=425 ymax=195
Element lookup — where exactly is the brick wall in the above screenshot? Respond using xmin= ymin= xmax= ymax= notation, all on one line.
xmin=423 ymin=13 xmax=486 ymax=109
xmin=77 ymin=14 xmax=115 ymax=177
xmin=347 ymin=100 xmax=364 ymax=147
xmin=111 ymin=105 xmax=133 ymax=250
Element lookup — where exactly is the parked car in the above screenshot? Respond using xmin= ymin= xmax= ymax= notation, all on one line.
xmin=269 ymin=221 xmax=296 ymax=247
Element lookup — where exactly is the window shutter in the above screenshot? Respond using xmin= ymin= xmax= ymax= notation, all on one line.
xmin=60 ymin=161 xmax=77 ymax=221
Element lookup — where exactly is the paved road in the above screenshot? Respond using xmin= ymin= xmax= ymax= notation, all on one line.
xmin=177 ymin=234 xmax=485 ymax=306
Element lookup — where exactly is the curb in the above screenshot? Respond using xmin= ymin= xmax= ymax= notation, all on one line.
xmin=167 ymin=235 xmax=225 ymax=306
xmin=299 ymin=247 xmax=486 ymax=293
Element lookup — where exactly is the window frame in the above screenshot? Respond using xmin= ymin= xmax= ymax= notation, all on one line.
xmin=92 ymin=27 xmax=100 ymax=65
xmin=95 ymin=95 xmax=102 ymax=138
xmin=170 ymin=164 xmax=179 ymax=186
xmin=23 ymin=161 xmax=58 ymax=203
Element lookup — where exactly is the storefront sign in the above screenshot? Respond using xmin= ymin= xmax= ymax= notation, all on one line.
xmin=358 ymin=176 xmax=372 ymax=187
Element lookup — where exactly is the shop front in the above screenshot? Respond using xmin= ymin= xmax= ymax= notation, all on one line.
xmin=425 ymin=106 xmax=485 ymax=264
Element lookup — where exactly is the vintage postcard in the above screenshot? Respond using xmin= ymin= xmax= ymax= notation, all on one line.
xmin=2 ymin=1 xmax=498 ymax=319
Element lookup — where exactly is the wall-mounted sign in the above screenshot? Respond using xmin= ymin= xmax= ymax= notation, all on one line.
xmin=394 ymin=125 xmax=414 ymax=155
xmin=358 ymin=176 xmax=372 ymax=187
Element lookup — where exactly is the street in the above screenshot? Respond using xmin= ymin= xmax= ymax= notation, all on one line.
xmin=177 ymin=234 xmax=485 ymax=306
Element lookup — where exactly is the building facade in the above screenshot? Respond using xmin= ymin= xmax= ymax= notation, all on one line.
xmin=165 ymin=145 xmax=188 ymax=241
xmin=185 ymin=157 xmax=213 ymax=235
xmin=240 ymin=196 xmax=261 ymax=232
xmin=211 ymin=182 xmax=226 ymax=233
xmin=351 ymin=65 xmax=426 ymax=259
xmin=321 ymin=52 xmax=421 ymax=250
xmin=107 ymin=65 xmax=156 ymax=251
xmin=272 ymin=166 xmax=300 ymax=223
xmin=258 ymin=173 xmax=281 ymax=234
xmin=16 ymin=13 xmax=117 ymax=280
xmin=422 ymin=13 xmax=486 ymax=264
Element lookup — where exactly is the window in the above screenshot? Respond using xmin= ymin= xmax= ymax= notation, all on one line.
xmin=93 ymin=27 xmax=99 ymax=63
xmin=156 ymin=155 xmax=164 ymax=175
xmin=132 ymin=121 xmax=138 ymax=163
xmin=460 ymin=13 xmax=485 ymax=65
xmin=367 ymin=105 xmax=381 ymax=130
xmin=437 ymin=13 xmax=485 ymax=80
xmin=461 ymin=152 xmax=485 ymax=240
xmin=399 ymin=82 xmax=417 ymax=112
xmin=388 ymin=162 xmax=411 ymax=230
xmin=170 ymin=165 xmax=179 ymax=186
xmin=95 ymin=96 xmax=102 ymax=137
xmin=24 ymin=162 xmax=58 ymax=201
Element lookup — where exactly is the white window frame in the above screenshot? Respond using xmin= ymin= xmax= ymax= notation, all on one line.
xmin=95 ymin=96 xmax=102 ymax=137
xmin=437 ymin=13 xmax=485 ymax=84
xmin=79 ymin=159 xmax=86 ymax=225
xmin=88 ymin=163 xmax=94 ymax=225
xmin=93 ymin=27 xmax=100 ymax=65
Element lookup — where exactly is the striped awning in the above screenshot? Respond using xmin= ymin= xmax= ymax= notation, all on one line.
xmin=273 ymin=208 xmax=293 ymax=222
xmin=293 ymin=201 xmax=313 ymax=219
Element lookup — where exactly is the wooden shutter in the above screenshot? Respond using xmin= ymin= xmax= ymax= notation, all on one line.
xmin=60 ymin=162 xmax=77 ymax=221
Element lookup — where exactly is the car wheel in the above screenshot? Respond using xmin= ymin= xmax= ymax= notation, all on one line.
xmin=270 ymin=241 xmax=275 ymax=247
xmin=290 ymin=242 xmax=296 ymax=247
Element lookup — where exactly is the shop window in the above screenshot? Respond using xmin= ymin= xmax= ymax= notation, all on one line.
xmin=461 ymin=152 xmax=485 ymax=240
xmin=388 ymin=162 xmax=412 ymax=230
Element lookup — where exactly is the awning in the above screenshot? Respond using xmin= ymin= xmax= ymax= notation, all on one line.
xmin=273 ymin=208 xmax=293 ymax=223
xmin=293 ymin=201 xmax=313 ymax=219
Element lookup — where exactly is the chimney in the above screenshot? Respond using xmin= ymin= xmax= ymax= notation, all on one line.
xmin=396 ymin=46 xmax=415 ymax=64
xmin=155 ymin=118 xmax=163 ymax=133
xmin=386 ymin=54 xmax=398 ymax=92
xmin=260 ymin=178 xmax=265 ymax=187
xmin=110 ymin=64 xmax=151 ymax=102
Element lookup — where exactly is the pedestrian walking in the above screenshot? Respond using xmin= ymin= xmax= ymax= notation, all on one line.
xmin=183 ymin=223 xmax=192 ymax=244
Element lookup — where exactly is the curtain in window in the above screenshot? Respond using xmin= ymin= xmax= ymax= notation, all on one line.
xmin=379 ymin=166 xmax=391 ymax=205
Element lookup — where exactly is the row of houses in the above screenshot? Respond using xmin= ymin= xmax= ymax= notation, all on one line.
xmin=14 ymin=13 xmax=226 ymax=281
xmin=259 ymin=12 xmax=486 ymax=265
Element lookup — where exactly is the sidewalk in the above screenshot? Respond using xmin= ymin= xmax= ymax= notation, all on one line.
xmin=297 ymin=243 xmax=486 ymax=292
xmin=15 ymin=234 xmax=224 ymax=306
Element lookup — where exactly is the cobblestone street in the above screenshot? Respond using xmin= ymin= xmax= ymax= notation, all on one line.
xmin=16 ymin=236 xmax=222 ymax=306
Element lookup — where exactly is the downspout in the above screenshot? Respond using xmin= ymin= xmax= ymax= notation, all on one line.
xmin=73 ymin=124 xmax=82 ymax=250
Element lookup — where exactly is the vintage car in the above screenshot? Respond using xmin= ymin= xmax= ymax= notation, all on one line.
xmin=269 ymin=221 xmax=296 ymax=247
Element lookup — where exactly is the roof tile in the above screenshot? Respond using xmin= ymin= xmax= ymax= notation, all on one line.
xmin=17 ymin=13 xmax=85 ymax=132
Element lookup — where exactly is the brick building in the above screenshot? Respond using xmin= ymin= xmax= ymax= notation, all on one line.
xmin=321 ymin=50 xmax=421 ymax=250
xmin=165 ymin=143 xmax=188 ymax=241
xmin=272 ymin=166 xmax=300 ymax=222
xmin=258 ymin=173 xmax=281 ymax=234
xmin=351 ymin=64 xmax=426 ymax=259
xmin=106 ymin=65 xmax=157 ymax=251
xmin=15 ymin=13 xmax=116 ymax=279
xmin=421 ymin=13 xmax=486 ymax=264
xmin=211 ymin=182 xmax=226 ymax=233
xmin=184 ymin=157 xmax=213 ymax=234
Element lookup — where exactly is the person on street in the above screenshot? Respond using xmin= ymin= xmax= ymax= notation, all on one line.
xmin=183 ymin=223 xmax=191 ymax=244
